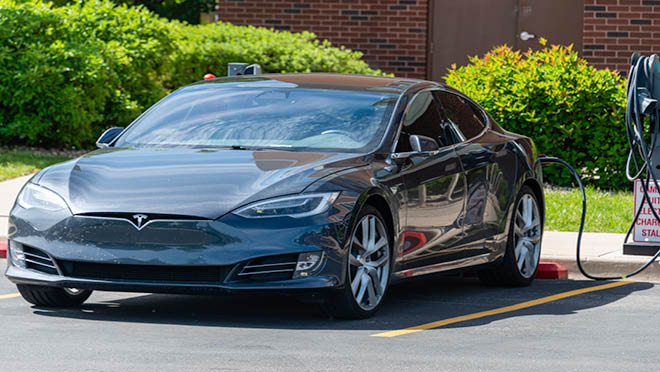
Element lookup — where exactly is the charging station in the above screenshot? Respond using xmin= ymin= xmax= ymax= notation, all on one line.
xmin=615 ymin=53 xmax=660 ymax=258
xmin=621 ymin=53 xmax=660 ymax=260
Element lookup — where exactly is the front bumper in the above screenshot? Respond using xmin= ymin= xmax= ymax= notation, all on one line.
xmin=6 ymin=200 xmax=355 ymax=294
xmin=5 ymin=264 xmax=338 ymax=295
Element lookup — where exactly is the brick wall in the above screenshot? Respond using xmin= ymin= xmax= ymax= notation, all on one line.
xmin=217 ymin=0 xmax=429 ymax=79
xmin=219 ymin=0 xmax=660 ymax=77
xmin=584 ymin=0 xmax=660 ymax=72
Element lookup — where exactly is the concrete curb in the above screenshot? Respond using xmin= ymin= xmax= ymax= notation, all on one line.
xmin=544 ymin=255 xmax=660 ymax=282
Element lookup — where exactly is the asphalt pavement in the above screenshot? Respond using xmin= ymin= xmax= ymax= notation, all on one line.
xmin=2 ymin=259 xmax=660 ymax=371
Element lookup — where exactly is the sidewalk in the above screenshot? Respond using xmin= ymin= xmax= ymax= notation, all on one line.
xmin=1 ymin=175 xmax=660 ymax=281
xmin=542 ymin=231 xmax=660 ymax=282
xmin=0 ymin=174 xmax=31 ymax=240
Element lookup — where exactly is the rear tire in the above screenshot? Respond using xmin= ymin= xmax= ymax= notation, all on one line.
xmin=478 ymin=185 xmax=542 ymax=286
xmin=17 ymin=285 xmax=92 ymax=307
xmin=325 ymin=205 xmax=392 ymax=319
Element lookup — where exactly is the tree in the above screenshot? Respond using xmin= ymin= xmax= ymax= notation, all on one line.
xmin=52 ymin=0 xmax=217 ymax=24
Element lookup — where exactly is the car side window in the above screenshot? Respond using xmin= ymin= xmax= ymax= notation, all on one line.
xmin=395 ymin=91 xmax=450 ymax=153
xmin=435 ymin=91 xmax=486 ymax=141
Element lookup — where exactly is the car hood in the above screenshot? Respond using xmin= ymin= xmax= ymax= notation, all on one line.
xmin=35 ymin=147 xmax=369 ymax=219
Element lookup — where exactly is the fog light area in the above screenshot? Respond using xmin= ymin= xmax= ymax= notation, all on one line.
xmin=9 ymin=240 xmax=26 ymax=268
xmin=293 ymin=252 xmax=324 ymax=279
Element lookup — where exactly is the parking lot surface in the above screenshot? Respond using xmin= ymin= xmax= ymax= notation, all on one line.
xmin=3 ymin=260 xmax=660 ymax=371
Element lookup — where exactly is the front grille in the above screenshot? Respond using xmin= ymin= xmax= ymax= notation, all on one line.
xmin=57 ymin=261 xmax=231 ymax=283
xmin=22 ymin=245 xmax=59 ymax=276
xmin=234 ymin=254 xmax=298 ymax=282
xmin=76 ymin=212 xmax=207 ymax=221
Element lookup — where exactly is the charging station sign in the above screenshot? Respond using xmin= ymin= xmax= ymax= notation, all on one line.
xmin=633 ymin=179 xmax=660 ymax=242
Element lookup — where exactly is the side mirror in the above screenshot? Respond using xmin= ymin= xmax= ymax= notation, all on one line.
xmin=96 ymin=127 xmax=124 ymax=149
xmin=391 ymin=135 xmax=441 ymax=160
xmin=410 ymin=135 xmax=439 ymax=152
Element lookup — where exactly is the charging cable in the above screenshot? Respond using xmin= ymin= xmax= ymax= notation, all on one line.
xmin=536 ymin=157 xmax=660 ymax=280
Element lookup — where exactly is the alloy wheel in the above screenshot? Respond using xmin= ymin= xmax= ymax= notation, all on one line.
xmin=513 ymin=194 xmax=541 ymax=278
xmin=348 ymin=214 xmax=390 ymax=311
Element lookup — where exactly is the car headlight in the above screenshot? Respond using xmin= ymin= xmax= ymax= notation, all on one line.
xmin=17 ymin=184 xmax=69 ymax=212
xmin=233 ymin=192 xmax=340 ymax=218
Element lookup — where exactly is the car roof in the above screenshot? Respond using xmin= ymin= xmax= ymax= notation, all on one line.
xmin=189 ymin=73 xmax=439 ymax=94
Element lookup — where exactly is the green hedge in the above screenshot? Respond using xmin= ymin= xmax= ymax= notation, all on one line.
xmin=0 ymin=0 xmax=385 ymax=148
xmin=167 ymin=21 xmax=386 ymax=89
xmin=52 ymin=0 xmax=217 ymax=24
xmin=444 ymin=42 xmax=628 ymax=191
xmin=0 ymin=0 xmax=173 ymax=147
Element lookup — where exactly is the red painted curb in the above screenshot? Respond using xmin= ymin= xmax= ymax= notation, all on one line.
xmin=0 ymin=239 xmax=7 ymax=259
xmin=535 ymin=261 xmax=569 ymax=280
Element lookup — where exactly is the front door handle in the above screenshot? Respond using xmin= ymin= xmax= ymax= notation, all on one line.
xmin=520 ymin=31 xmax=535 ymax=41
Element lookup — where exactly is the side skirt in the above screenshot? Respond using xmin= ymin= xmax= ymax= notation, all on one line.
xmin=392 ymin=251 xmax=502 ymax=279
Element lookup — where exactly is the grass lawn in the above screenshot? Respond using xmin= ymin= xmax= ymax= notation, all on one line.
xmin=544 ymin=186 xmax=634 ymax=233
xmin=0 ymin=150 xmax=72 ymax=182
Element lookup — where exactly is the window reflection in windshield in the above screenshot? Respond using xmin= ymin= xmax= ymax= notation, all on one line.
xmin=115 ymin=87 xmax=398 ymax=153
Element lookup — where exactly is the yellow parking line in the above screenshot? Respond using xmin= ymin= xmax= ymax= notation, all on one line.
xmin=372 ymin=281 xmax=633 ymax=338
xmin=0 ymin=293 xmax=20 ymax=300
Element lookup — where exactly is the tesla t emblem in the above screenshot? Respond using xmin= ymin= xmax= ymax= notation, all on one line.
xmin=132 ymin=214 xmax=149 ymax=229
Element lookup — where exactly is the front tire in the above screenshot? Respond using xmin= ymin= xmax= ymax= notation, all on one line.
xmin=478 ymin=185 xmax=542 ymax=286
xmin=17 ymin=285 xmax=92 ymax=307
xmin=325 ymin=205 xmax=392 ymax=319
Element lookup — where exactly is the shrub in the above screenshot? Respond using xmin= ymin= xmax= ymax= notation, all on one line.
xmin=52 ymin=0 xmax=217 ymax=24
xmin=0 ymin=0 xmax=172 ymax=147
xmin=0 ymin=1 xmax=387 ymax=148
xmin=129 ymin=0 xmax=217 ymax=24
xmin=61 ymin=1 xmax=174 ymax=127
xmin=444 ymin=42 xmax=628 ymax=190
xmin=166 ymin=21 xmax=387 ymax=89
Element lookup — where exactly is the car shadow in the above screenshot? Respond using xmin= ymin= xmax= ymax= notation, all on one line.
xmin=29 ymin=276 xmax=654 ymax=332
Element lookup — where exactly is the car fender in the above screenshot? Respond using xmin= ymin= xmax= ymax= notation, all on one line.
xmin=303 ymin=164 xmax=404 ymax=279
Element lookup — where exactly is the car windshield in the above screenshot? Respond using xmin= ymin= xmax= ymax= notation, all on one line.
xmin=114 ymin=85 xmax=399 ymax=153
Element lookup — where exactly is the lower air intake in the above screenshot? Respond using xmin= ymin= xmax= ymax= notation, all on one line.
xmin=23 ymin=245 xmax=59 ymax=276
xmin=57 ymin=261 xmax=231 ymax=283
xmin=235 ymin=254 xmax=298 ymax=282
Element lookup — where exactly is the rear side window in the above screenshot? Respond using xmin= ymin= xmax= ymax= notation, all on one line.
xmin=436 ymin=92 xmax=486 ymax=141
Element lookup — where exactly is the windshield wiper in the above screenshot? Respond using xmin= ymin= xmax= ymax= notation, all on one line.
xmin=227 ymin=145 xmax=292 ymax=151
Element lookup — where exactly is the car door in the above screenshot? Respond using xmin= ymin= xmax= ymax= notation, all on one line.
xmin=393 ymin=90 xmax=467 ymax=273
xmin=434 ymin=90 xmax=494 ymax=257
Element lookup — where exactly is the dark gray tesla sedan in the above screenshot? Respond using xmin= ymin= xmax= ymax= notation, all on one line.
xmin=6 ymin=73 xmax=544 ymax=318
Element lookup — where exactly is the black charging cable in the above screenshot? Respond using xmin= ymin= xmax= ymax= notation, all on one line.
xmin=536 ymin=157 xmax=660 ymax=280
